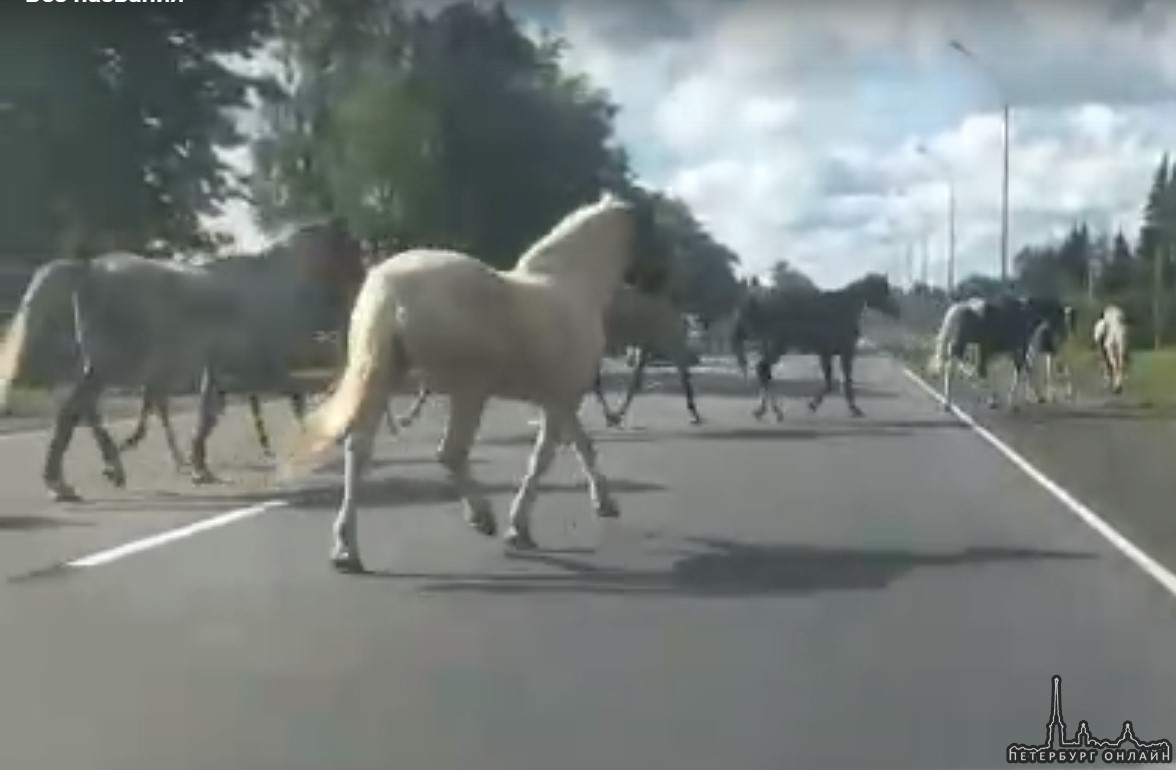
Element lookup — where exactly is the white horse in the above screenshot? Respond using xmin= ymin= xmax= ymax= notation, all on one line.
xmin=0 ymin=221 xmax=365 ymax=501
xmin=1093 ymin=303 xmax=1129 ymax=394
xmin=284 ymin=192 xmax=655 ymax=573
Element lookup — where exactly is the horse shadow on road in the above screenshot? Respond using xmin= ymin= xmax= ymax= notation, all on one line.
xmin=600 ymin=373 xmax=901 ymax=402
xmin=488 ymin=417 xmax=967 ymax=447
xmin=0 ymin=515 xmax=91 ymax=532
xmin=377 ymin=536 xmax=1096 ymax=599
xmin=151 ymin=472 xmax=669 ymax=512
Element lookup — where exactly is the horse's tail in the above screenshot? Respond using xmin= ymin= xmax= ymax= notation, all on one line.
xmin=0 ymin=260 xmax=89 ymax=412
xmin=928 ymin=302 xmax=967 ymax=375
xmin=285 ymin=271 xmax=398 ymax=472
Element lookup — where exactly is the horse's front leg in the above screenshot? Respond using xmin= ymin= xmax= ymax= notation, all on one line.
xmin=808 ymin=354 xmax=835 ymax=413
xmin=753 ymin=358 xmax=783 ymax=421
xmin=840 ymin=350 xmax=863 ymax=417
xmin=504 ymin=407 xmax=562 ymax=550
xmin=396 ymin=384 xmax=430 ymax=429
xmin=941 ymin=351 xmax=955 ymax=412
xmin=977 ymin=352 xmax=999 ymax=409
xmin=189 ymin=367 xmax=223 ymax=485
xmin=436 ymin=394 xmax=495 ymax=537
xmin=678 ymin=358 xmax=703 ymax=425
xmin=591 ymin=371 xmax=619 ymax=427
xmin=1007 ymin=354 xmax=1028 ymax=412
xmin=611 ymin=348 xmax=648 ymax=427
xmin=330 ymin=424 xmax=376 ymax=574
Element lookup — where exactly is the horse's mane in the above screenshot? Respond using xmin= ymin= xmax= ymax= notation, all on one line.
xmin=514 ymin=194 xmax=625 ymax=274
xmin=175 ymin=218 xmax=335 ymax=273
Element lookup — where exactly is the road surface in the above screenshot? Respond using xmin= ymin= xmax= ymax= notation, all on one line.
xmin=0 ymin=351 xmax=1174 ymax=770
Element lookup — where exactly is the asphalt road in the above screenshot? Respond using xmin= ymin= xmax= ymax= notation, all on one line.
xmin=0 ymin=352 xmax=1174 ymax=770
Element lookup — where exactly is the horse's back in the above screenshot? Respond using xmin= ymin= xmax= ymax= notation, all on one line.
xmin=365 ymin=248 xmax=607 ymax=397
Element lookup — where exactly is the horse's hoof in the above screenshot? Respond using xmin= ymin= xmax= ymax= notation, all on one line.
xmin=330 ymin=551 xmax=365 ymax=574
xmin=807 ymin=401 xmax=819 ymax=412
xmin=191 ymin=469 xmax=220 ymax=486
xmin=596 ymin=497 xmax=621 ymax=519
xmin=751 ymin=409 xmax=765 ymax=422
xmin=773 ymin=411 xmax=785 ymax=423
xmin=849 ymin=407 xmax=864 ymax=418
xmin=103 ymin=466 xmax=127 ymax=489
xmin=504 ymin=527 xmax=538 ymax=550
xmin=466 ymin=506 xmax=498 ymax=537
xmin=48 ymin=485 xmax=82 ymax=503
xmin=690 ymin=415 xmax=704 ymax=426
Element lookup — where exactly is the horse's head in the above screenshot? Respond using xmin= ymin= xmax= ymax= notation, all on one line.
xmin=515 ymin=190 xmax=664 ymax=307
xmin=730 ymin=294 xmax=763 ymax=376
xmin=283 ymin=217 xmax=367 ymax=328
xmin=1025 ymin=295 xmax=1071 ymax=340
xmin=857 ymin=272 xmax=900 ymax=318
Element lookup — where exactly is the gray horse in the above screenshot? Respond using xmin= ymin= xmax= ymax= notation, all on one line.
xmin=388 ymin=284 xmax=703 ymax=431
xmin=0 ymin=220 xmax=365 ymax=501
xmin=598 ymin=286 xmax=703 ymax=426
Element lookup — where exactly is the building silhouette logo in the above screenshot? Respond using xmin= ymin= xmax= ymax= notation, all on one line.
xmin=1006 ymin=675 xmax=1172 ymax=765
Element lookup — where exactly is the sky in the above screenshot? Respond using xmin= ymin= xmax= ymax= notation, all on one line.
xmin=206 ymin=0 xmax=1176 ymax=289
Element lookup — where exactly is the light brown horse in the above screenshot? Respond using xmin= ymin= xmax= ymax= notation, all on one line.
xmin=284 ymin=192 xmax=659 ymax=573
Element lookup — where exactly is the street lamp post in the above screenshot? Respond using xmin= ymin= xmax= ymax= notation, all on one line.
xmin=950 ymin=39 xmax=1010 ymax=284
xmin=916 ymin=144 xmax=957 ymax=295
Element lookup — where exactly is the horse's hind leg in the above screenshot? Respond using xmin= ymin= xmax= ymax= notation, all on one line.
xmin=152 ymin=392 xmax=186 ymax=472
xmin=611 ymin=348 xmax=649 ymax=427
xmin=44 ymin=366 xmax=113 ymax=502
xmin=330 ymin=422 xmax=377 ymax=574
xmin=565 ymin=410 xmax=620 ymax=519
xmin=119 ymin=391 xmax=153 ymax=453
xmin=504 ymin=408 xmax=561 ymax=550
xmin=437 ymin=394 xmax=495 ymax=537
xmin=248 ymin=395 xmax=274 ymax=458
xmin=808 ymin=354 xmax=835 ymax=414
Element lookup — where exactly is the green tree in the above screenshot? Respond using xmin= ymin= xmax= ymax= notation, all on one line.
xmin=0 ymin=4 xmax=276 ymax=259
xmin=252 ymin=0 xmax=630 ymax=268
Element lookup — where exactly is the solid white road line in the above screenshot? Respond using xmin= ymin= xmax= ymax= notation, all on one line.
xmin=897 ymin=362 xmax=1176 ymax=600
xmin=67 ymin=500 xmax=289 ymax=569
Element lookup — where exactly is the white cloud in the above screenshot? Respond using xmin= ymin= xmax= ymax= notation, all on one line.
xmin=555 ymin=0 xmax=1176 ymax=287
xmin=204 ymin=0 xmax=1176 ymax=288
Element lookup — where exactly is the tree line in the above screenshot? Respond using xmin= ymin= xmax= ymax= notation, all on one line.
xmin=0 ymin=0 xmax=743 ymax=324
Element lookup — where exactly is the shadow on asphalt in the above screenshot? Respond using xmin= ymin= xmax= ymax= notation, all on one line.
xmin=349 ymin=536 xmax=1096 ymax=597
xmin=598 ymin=372 xmax=900 ymax=402
xmin=488 ymin=417 xmax=966 ymax=447
xmin=0 ymin=515 xmax=91 ymax=532
xmin=134 ymin=473 xmax=669 ymax=512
